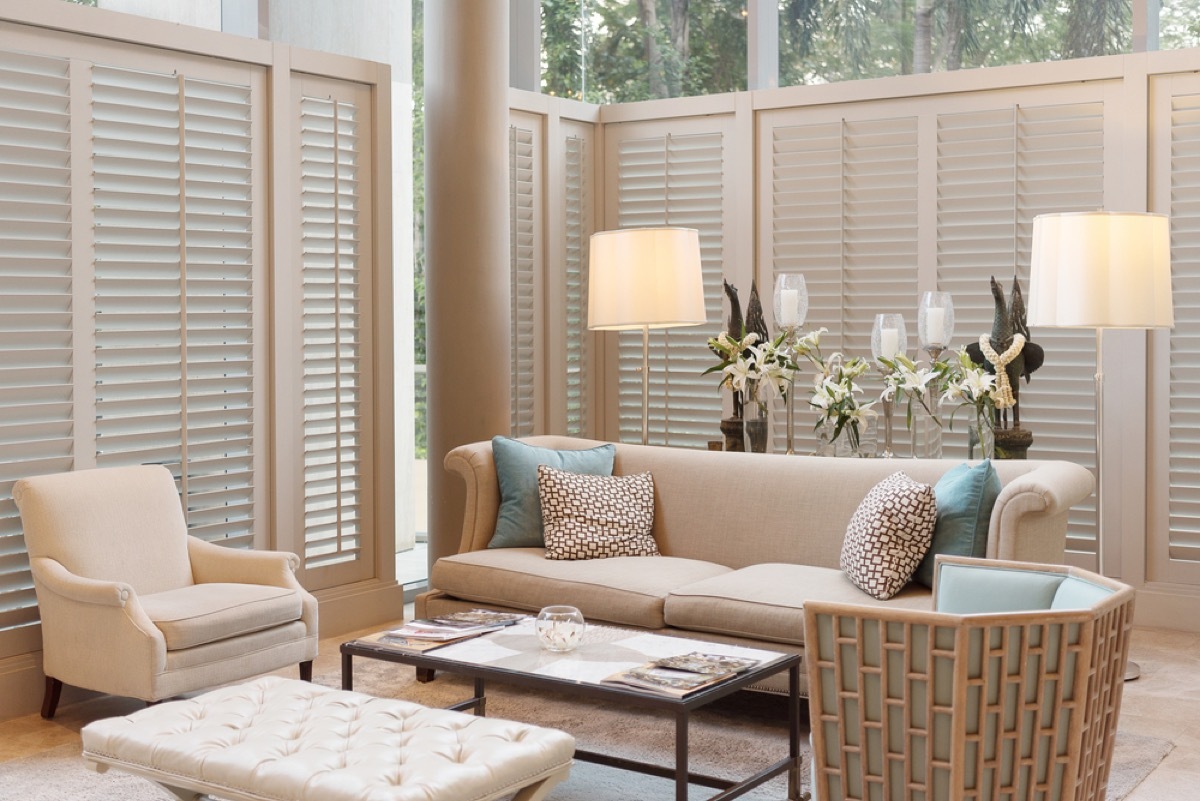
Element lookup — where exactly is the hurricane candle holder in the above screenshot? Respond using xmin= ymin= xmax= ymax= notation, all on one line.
xmin=773 ymin=273 xmax=809 ymax=455
xmin=917 ymin=291 xmax=955 ymax=363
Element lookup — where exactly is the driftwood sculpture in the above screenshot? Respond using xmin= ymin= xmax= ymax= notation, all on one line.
xmin=965 ymin=276 xmax=1044 ymax=433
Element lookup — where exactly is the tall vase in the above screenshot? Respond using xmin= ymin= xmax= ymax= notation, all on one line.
xmin=908 ymin=398 xmax=943 ymax=459
xmin=744 ymin=381 xmax=768 ymax=453
xmin=968 ymin=409 xmax=995 ymax=460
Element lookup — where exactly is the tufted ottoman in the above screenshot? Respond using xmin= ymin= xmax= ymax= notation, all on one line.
xmin=80 ymin=675 xmax=575 ymax=801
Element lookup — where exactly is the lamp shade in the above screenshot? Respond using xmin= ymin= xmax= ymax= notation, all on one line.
xmin=1028 ymin=211 xmax=1173 ymax=329
xmin=587 ymin=227 xmax=707 ymax=330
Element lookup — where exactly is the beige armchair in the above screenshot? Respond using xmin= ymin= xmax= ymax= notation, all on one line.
xmin=14 ymin=464 xmax=318 ymax=718
xmin=805 ymin=556 xmax=1134 ymax=801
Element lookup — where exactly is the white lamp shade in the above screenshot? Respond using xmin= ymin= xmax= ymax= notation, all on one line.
xmin=587 ymin=227 xmax=707 ymax=330
xmin=1028 ymin=211 xmax=1173 ymax=329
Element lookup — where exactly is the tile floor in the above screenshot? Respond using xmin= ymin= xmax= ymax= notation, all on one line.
xmin=1 ymin=624 xmax=1197 ymax=799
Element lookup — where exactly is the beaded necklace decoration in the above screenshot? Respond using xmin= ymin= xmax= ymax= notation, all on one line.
xmin=979 ymin=333 xmax=1026 ymax=410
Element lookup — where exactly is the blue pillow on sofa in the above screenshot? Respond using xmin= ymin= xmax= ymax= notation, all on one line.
xmin=488 ymin=436 xmax=617 ymax=549
xmin=912 ymin=460 xmax=1001 ymax=588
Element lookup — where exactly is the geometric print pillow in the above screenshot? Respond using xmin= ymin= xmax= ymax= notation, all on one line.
xmin=840 ymin=471 xmax=938 ymax=600
xmin=536 ymin=465 xmax=659 ymax=561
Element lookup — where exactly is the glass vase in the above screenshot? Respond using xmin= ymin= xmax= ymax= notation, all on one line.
xmin=968 ymin=411 xmax=995 ymax=461
xmin=535 ymin=605 xmax=586 ymax=652
xmin=908 ymin=398 xmax=943 ymax=459
xmin=744 ymin=400 xmax=769 ymax=454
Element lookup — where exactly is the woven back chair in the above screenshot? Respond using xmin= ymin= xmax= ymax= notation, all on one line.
xmin=805 ymin=556 xmax=1134 ymax=801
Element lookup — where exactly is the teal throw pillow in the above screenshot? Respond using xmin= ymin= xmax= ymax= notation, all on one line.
xmin=912 ymin=460 xmax=1001 ymax=588
xmin=488 ymin=436 xmax=616 ymax=549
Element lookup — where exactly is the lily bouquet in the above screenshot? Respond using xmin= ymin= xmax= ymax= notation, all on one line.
xmin=705 ymin=331 xmax=797 ymax=415
xmin=941 ymin=347 xmax=1000 ymax=448
xmin=793 ymin=328 xmax=875 ymax=450
xmin=878 ymin=354 xmax=949 ymax=430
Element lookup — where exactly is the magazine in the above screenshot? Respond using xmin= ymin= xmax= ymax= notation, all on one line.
xmin=354 ymin=631 xmax=470 ymax=653
xmin=603 ymin=665 xmax=733 ymax=697
xmin=427 ymin=609 xmax=527 ymax=627
xmin=651 ymin=652 xmax=760 ymax=675
xmin=387 ymin=610 xmax=525 ymax=641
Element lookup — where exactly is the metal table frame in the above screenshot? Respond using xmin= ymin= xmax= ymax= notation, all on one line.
xmin=341 ymin=638 xmax=802 ymax=801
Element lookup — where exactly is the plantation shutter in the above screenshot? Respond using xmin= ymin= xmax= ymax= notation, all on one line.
xmin=936 ymin=100 xmax=1105 ymax=555
xmin=767 ymin=115 xmax=919 ymax=453
xmin=299 ymin=87 xmax=373 ymax=579
xmin=92 ymin=64 xmax=259 ymax=548
xmin=509 ymin=120 xmax=538 ymax=436
xmin=1161 ymin=84 xmax=1200 ymax=580
xmin=0 ymin=50 xmax=72 ymax=649
xmin=613 ymin=131 xmax=725 ymax=448
xmin=563 ymin=133 xmax=591 ymax=436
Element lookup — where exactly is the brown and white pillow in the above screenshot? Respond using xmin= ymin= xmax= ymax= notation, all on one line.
xmin=537 ymin=465 xmax=658 ymax=561
xmin=841 ymin=471 xmax=938 ymax=600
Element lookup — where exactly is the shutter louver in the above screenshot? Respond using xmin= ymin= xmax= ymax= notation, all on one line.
xmin=564 ymin=134 xmax=590 ymax=436
xmin=936 ymin=102 xmax=1104 ymax=554
xmin=0 ymin=50 xmax=72 ymax=637
xmin=1167 ymin=91 xmax=1200 ymax=567
xmin=509 ymin=124 xmax=537 ymax=436
xmin=92 ymin=65 xmax=256 ymax=548
xmin=615 ymin=132 xmax=725 ymax=448
xmin=301 ymin=96 xmax=363 ymax=569
xmin=769 ymin=117 xmax=919 ymax=453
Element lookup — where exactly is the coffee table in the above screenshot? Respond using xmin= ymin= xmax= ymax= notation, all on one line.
xmin=341 ymin=619 xmax=802 ymax=801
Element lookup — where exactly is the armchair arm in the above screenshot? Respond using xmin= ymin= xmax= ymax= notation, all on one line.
xmin=30 ymin=556 xmax=134 ymax=608
xmin=989 ymin=462 xmax=1095 ymax=564
xmin=187 ymin=536 xmax=303 ymax=589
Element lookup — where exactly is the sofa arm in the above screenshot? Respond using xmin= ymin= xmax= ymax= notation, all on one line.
xmin=187 ymin=536 xmax=302 ymax=589
xmin=988 ymin=461 xmax=1095 ymax=564
xmin=444 ymin=441 xmax=503 ymax=554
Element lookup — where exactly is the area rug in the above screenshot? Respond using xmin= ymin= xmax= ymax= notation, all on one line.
xmin=0 ymin=656 xmax=1173 ymax=801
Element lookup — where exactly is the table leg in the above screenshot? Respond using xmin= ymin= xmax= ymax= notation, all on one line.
xmin=475 ymin=677 xmax=487 ymax=716
xmin=675 ymin=709 xmax=689 ymax=801
xmin=789 ymin=663 xmax=802 ymax=801
xmin=341 ymin=651 xmax=353 ymax=691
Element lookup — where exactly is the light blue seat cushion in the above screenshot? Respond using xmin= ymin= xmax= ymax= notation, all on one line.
xmin=488 ymin=436 xmax=616 ymax=548
xmin=912 ymin=460 xmax=1001 ymax=588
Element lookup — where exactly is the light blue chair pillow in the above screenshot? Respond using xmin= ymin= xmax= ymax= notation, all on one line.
xmin=488 ymin=436 xmax=616 ymax=548
xmin=913 ymin=460 xmax=1001 ymax=588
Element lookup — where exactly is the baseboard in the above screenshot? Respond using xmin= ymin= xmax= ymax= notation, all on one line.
xmin=0 ymin=652 xmax=99 ymax=722
xmin=1132 ymin=583 xmax=1200 ymax=632
xmin=314 ymin=578 xmax=408 ymax=638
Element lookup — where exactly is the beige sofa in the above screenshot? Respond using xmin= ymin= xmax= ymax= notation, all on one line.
xmin=417 ymin=436 xmax=1095 ymax=692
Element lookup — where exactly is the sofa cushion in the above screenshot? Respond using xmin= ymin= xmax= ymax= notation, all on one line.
xmin=139 ymin=583 xmax=303 ymax=651
xmin=431 ymin=548 xmax=729 ymax=629
xmin=537 ymin=466 xmax=658 ymax=560
xmin=664 ymin=563 xmax=934 ymax=647
xmin=912 ymin=460 xmax=1001 ymax=588
xmin=489 ymin=436 xmax=617 ymax=549
xmin=841 ymin=472 xmax=938 ymax=600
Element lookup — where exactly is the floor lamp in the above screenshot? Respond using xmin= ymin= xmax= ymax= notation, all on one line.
xmin=1029 ymin=211 xmax=1174 ymax=681
xmin=588 ymin=227 xmax=707 ymax=446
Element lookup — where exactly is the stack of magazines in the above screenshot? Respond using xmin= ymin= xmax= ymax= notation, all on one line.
xmin=603 ymin=652 xmax=761 ymax=697
xmin=369 ymin=609 xmax=526 ymax=652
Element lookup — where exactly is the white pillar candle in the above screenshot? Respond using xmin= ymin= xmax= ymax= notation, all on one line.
xmin=780 ymin=289 xmax=799 ymax=326
xmin=926 ymin=307 xmax=946 ymax=344
xmin=881 ymin=328 xmax=899 ymax=359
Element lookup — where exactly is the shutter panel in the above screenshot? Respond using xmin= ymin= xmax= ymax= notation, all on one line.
xmin=92 ymin=65 xmax=257 ymax=548
xmin=564 ymin=134 xmax=591 ymax=436
xmin=300 ymin=95 xmax=365 ymax=570
xmin=1167 ymin=90 xmax=1200 ymax=569
xmin=509 ymin=122 xmax=537 ymax=436
xmin=768 ymin=116 xmax=919 ymax=453
xmin=0 ymin=49 xmax=72 ymax=641
xmin=936 ymin=101 xmax=1104 ymax=554
xmin=615 ymin=132 xmax=725 ymax=448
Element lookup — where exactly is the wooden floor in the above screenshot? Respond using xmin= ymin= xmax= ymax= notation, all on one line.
xmin=1 ymin=624 xmax=1198 ymax=799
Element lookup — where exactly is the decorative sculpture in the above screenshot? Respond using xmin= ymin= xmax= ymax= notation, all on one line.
xmin=718 ymin=280 xmax=747 ymax=450
xmin=964 ymin=276 xmax=1044 ymax=458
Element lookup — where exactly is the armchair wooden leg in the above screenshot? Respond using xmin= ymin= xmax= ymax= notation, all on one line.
xmin=41 ymin=676 xmax=63 ymax=720
xmin=299 ymin=660 xmax=313 ymax=682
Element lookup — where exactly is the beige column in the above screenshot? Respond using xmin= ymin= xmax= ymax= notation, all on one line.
xmin=425 ymin=2 xmax=511 ymax=565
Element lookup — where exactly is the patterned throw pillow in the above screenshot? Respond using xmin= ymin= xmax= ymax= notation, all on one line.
xmin=537 ymin=465 xmax=659 ymax=561
xmin=841 ymin=471 xmax=938 ymax=600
